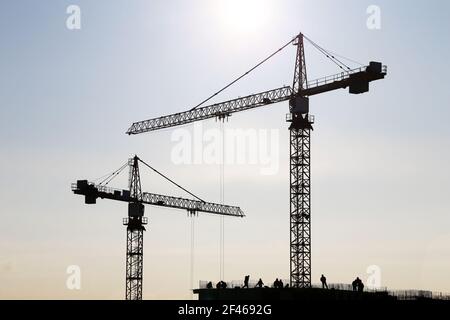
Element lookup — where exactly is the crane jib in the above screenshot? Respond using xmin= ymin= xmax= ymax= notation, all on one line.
xmin=72 ymin=180 xmax=244 ymax=217
xmin=126 ymin=63 xmax=386 ymax=135
xmin=126 ymin=86 xmax=292 ymax=134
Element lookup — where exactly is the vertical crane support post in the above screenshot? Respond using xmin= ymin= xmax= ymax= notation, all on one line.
xmin=124 ymin=155 xmax=147 ymax=300
xmin=288 ymin=34 xmax=313 ymax=288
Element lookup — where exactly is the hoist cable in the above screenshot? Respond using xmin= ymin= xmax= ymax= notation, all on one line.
xmin=97 ymin=162 xmax=128 ymax=186
xmin=303 ymin=34 xmax=352 ymax=72
xmin=138 ymin=158 xmax=205 ymax=202
xmin=190 ymin=37 xmax=296 ymax=111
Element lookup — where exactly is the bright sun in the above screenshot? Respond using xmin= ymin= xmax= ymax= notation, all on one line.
xmin=218 ymin=0 xmax=270 ymax=33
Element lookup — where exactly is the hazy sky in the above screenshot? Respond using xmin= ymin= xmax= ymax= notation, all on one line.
xmin=1 ymin=0 xmax=450 ymax=299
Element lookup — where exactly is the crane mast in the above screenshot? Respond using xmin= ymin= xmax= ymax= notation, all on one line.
xmin=288 ymin=34 xmax=312 ymax=288
xmin=125 ymin=156 xmax=146 ymax=300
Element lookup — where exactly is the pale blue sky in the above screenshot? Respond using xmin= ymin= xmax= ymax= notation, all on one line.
xmin=1 ymin=0 xmax=450 ymax=299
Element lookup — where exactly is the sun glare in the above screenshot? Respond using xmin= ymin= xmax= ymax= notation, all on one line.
xmin=218 ymin=0 xmax=270 ymax=33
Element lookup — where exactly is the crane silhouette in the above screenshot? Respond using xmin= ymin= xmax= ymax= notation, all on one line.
xmin=126 ymin=33 xmax=387 ymax=288
xmin=72 ymin=155 xmax=244 ymax=300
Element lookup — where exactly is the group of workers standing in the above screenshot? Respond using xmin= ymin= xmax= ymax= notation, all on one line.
xmin=351 ymin=277 xmax=365 ymax=292
xmin=245 ymin=275 xmax=288 ymax=289
xmin=206 ymin=274 xmax=365 ymax=292
xmin=321 ymin=274 xmax=365 ymax=292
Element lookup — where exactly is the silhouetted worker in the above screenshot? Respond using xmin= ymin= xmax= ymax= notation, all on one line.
xmin=221 ymin=281 xmax=227 ymax=289
xmin=320 ymin=274 xmax=328 ymax=289
xmin=279 ymin=279 xmax=284 ymax=288
xmin=256 ymin=278 xmax=264 ymax=288
xmin=216 ymin=281 xmax=221 ymax=289
xmin=243 ymin=275 xmax=250 ymax=288
xmin=358 ymin=279 xmax=364 ymax=292
xmin=206 ymin=281 xmax=212 ymax=289
xmin=352 ymin=278 xmax=358 ymax=291
xmin=273 ymin=278 xmax=279 ymax=288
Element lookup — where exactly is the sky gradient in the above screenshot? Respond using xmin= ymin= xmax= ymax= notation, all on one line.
xmin=1 ymin=0 xmax=450 ymax=299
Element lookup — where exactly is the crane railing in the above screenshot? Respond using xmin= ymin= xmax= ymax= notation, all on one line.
xmin=305 ymin=65 xmax=387 ymax=89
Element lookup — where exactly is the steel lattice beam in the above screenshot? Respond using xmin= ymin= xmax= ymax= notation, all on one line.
xmin=288 ymin=34 xmax=312 ymax=288
xmin=292 ymin=34 xmax=307 ymax=94
xmin=125 ymin=156 xmax=146 ymax=300
xmin=289 ymin=128 xmax=311 ymax=288
xmin=126 ymin=65 xmax=385 ymax=135
xmin=125 ymin=227 xmax=144 ymax=300
xmin=72 ymin=182 xmax=245 ymax=217
xmin=127 ymin=86 xmax=292 ymax=135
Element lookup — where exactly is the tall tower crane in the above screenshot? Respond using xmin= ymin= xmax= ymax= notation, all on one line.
xmin=72 ymin=155 xmax=244 ymax=300
xmin=126 ymin=33 xmax=387 ymax=288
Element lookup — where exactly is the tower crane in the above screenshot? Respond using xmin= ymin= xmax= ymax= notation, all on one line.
xmin=72 ymin=155 xmax=244 ymax=300
xmin=126 ymin=33 xmax=387 ymax=288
